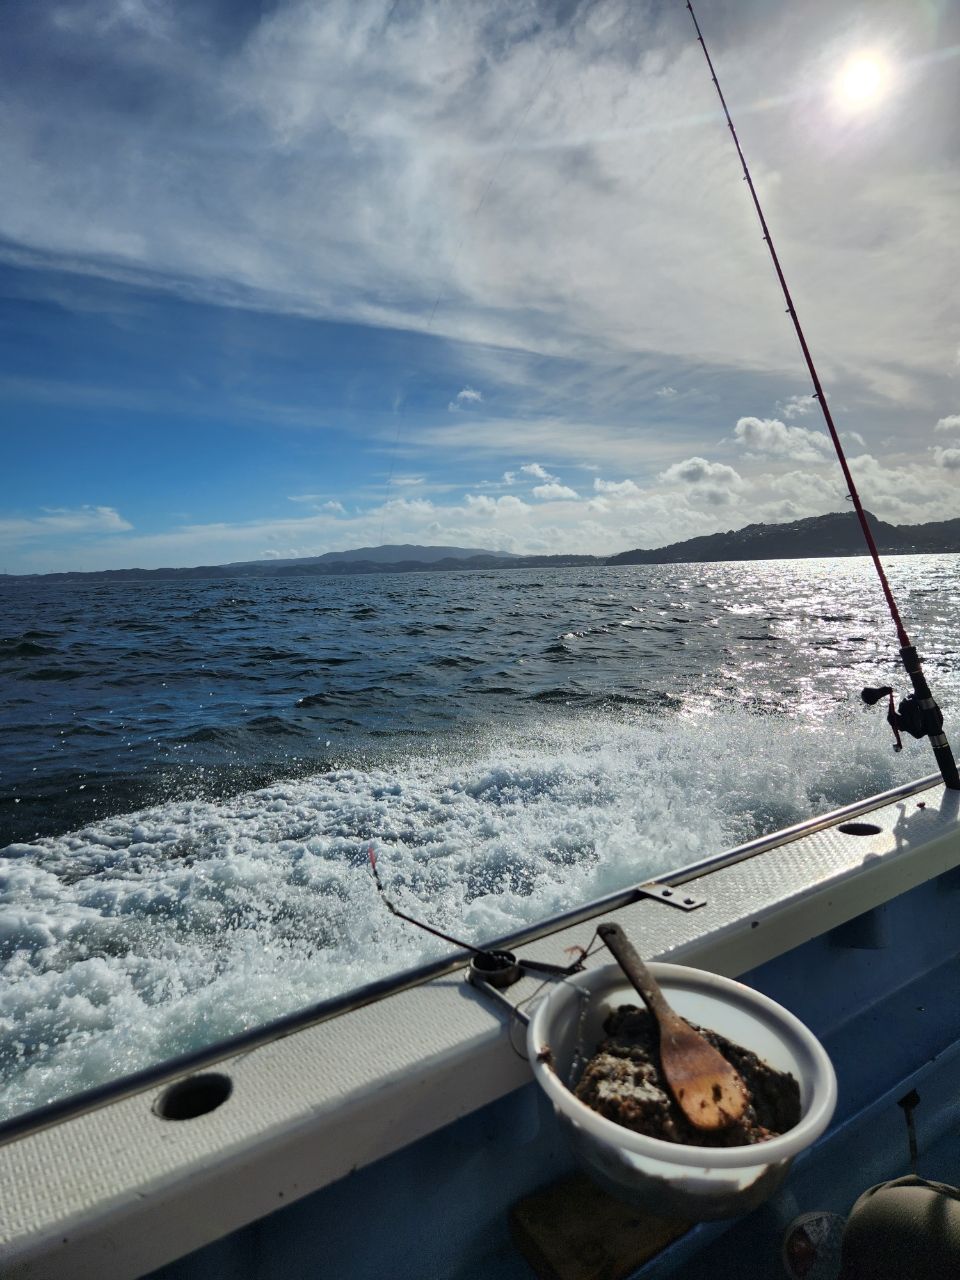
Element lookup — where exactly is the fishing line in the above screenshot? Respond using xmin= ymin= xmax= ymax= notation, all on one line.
xmin=367 ymin=845 xmax=589 ymax=975
xmin=685 ymin=0 xmax=959 ymax=790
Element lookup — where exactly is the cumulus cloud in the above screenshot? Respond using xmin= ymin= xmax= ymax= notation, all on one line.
xmin=502 ymin=470 xmax=516 ymax=485
xmin=379 ymin=497 xmax=436 ymax=517
xmin=934 ymin=447 xmax=960 ymax=470
xmin=765 ymin=469 xmax=843 ymax=508
xmin=496 ymin=495 xmax=529 ymax=513
xmin=593 ymin=478 xmax=642 ymax=496
xmin=520 ymin=462 xmax=554 ymax=481
xmin=656 ymin=386 xmax=677 ymax=398
xmin=841 ymin=452 xmax=960 ymax=522
xmin=779 ymin=394 xmax=816 ymax=419
xmin=660 ymin=455 xmax=747 ymax=504
xmin=532 ymin=482 xmax=578 ymax=500
xmin=733 ymin=417 xmax=832 ymax=463
xmin=463 ymin=494 xmax=497 ymax=515
xmin=464 ymin=493 xmax=529 ymax=515
xmin=659 ymin=457 xmax=743 ymax=488
xmin=657 ymin=457 xmax=745 ymax=508
xmin=448 ymin=387 xmax=483 ymax=411
xmin=936 ymin=414 xmax=960 ymax=433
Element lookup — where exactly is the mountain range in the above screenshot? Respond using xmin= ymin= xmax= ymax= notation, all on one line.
xmin=6 ymin=511 xmax=960 ymax=581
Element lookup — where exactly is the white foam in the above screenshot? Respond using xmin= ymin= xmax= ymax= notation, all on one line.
xmin=0 ymin=705 xmax=914 ymax=1120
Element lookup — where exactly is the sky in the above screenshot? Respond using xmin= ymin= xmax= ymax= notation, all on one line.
xmin=2 ymin=0 xmax=959 ymax=573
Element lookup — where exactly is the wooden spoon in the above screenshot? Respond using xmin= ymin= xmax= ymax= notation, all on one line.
xmin=597 ymin=922 xmax=748 ymax=1131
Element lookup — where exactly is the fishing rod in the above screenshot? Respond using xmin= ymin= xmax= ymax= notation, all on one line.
xmin=685 ymin=1 xmax=959 ymax=790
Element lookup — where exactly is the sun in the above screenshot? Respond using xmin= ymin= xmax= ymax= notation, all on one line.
xmin=834 ymin=53 xmax=892 ymax=111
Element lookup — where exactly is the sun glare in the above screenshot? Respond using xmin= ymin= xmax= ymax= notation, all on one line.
xmin=835 ymin=53 xmax=891 ymax=111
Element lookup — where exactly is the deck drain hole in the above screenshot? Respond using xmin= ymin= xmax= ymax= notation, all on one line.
xmin=155 ymin=1073 xmax=232 ymax=1121
xmin=838 ymin=822 xmax=882 ymax=837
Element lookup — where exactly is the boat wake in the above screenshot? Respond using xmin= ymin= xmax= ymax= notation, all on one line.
xmin=0 ymin=703 xmax=913 ymax=1122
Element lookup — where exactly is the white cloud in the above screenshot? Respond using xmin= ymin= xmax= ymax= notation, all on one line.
xmin=288 ymin=494 xmax=349 ymax=509
xmin=496 ymin=495 xmax=529 ymax=513
xmin=448 ymin=386 xmax=483 ymax=411
xmin=464 ymin=493 xmax=530 ymax=516
xmin=409 ymin=416 xmax=712 ymax=471
xmin=841 ymin=452 xmax=960 ymax=521
xmin=593 ymin=478 xmax=642 ymax=496
xmin=463 ymin=495 xmax=496 ymax=515
xmin=2 ymin=0 xmax=957 ymax=412
xmin=657 ymin=457 xmax=745 ymax=508
xmin=502 ymin=470 xmax=516 ymax=485
xmin=659 ymin=457 xmax=743 ymax=488
xmin=0 ymin=505 xmax=132 ymax=542
xmin=532 ymin=482 xmax=578 ymax=500
xmin=936 ymin=414 xmax=960 ymax=432
xmin=520 ymin=462 xmax=554 ymax=481
xmin=779 ymin=394 xmax=816 ymax=419
xmin=656 ymin=386 xmax=677 ymax=398
xmin=378 ymin=497 xmax=436 ymax=518
xmin=764 ymin=469 xmax=843 ymax=509
xmin=733 ymin=417 xmax=833 ymax=463
xmin=16 ymin=445 xmax=960 ymax=573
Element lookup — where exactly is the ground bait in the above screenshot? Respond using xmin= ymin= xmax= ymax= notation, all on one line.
xmin=574 ymin=1005 xmax=801 ymax=1147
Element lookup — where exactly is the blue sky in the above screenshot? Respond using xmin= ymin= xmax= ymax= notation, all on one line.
xmin=3 ymin=0 xmax=959 ymax=572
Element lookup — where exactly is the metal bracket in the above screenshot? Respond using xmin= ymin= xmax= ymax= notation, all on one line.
xmin=467 ymin=970 xmax=531 ymax=1026
xmin=636 ymin=882 xmax=706 ymax=911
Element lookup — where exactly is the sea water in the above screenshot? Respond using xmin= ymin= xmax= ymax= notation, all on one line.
xmin=1 ymin=556 xmax=958 ymax=1121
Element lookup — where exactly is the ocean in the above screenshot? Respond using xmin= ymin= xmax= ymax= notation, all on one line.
xmin=1 ymin=555 xmax=958 ymax=1122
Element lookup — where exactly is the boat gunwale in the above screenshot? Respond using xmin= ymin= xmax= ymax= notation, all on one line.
xmin=0 ymin=771 xmax=940 ymax=1150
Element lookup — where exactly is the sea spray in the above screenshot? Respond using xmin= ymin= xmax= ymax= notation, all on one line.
xmin=0 ymin=703 xmax=910 ymax=1121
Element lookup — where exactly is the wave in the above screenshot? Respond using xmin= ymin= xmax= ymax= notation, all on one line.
xmin=21 ymin=666 xmax=85 ymax=681
xmin=0 ymin=640 xmax=57 ymax=657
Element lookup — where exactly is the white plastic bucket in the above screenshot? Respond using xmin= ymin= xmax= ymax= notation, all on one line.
xmin=528 ymin=962 xmax=837 ymax=1220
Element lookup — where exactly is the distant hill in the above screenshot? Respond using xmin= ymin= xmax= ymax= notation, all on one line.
xmin=240 ymin=543 xmax=521 ymax=571
xmin=306 ymin=543 xmax=520 ymax=565
xmin=4 ymin=515 xmax=960 ymax=582
xmin=5 ymin=544 xmax=588 ymax=583
xmin=608 ymin=511 xmax=960 ymax=565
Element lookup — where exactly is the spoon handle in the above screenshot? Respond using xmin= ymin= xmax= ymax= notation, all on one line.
xmin=597 ymin=923 xmax=673 ymax=1021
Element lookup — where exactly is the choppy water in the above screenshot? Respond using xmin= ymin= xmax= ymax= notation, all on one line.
xmin=1 ymin=556 xmax=958 ymax=1122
